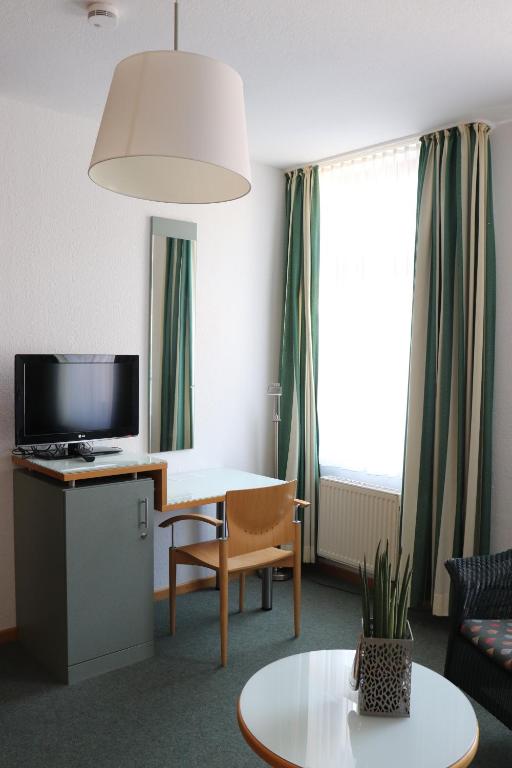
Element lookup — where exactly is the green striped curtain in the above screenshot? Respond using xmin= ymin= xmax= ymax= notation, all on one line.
xmin=278 ymin=166 xmax=320 ymax=562
xmin=160 ymin=237 xmax=195 ymax=451
xmin=401 ymin=123 xmax=496 ymax=615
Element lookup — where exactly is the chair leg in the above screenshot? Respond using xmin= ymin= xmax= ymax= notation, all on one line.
xmin=293 ymin=565 xmax=301 ymax=637
xmin=293 ymin=523 xmax=301 ymax=637
xmin=219 ymin=541 xmax=229 ymax=666
xmin=239 ymin=572 xmax=245 ymax=612
xmin=169 ymin=547 xmax=177 ymax=636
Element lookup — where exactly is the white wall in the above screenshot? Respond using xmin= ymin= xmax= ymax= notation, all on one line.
xmin=0 ymin=96 xmax=285 ymax=631
xmin=490 ymin=121 xmax=512 ymax=552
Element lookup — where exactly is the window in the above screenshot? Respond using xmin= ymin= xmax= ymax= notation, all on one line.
xmin=318 ymin=143 xmax=420 ymax=489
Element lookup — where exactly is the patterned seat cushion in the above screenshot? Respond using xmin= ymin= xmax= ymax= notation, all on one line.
xmin=460 ymin=619 xmax=512 ymax=672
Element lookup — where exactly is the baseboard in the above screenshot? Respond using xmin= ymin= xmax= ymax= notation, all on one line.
xmin=154 ymin=570 xmax=256 ymax=602
xmin=316 ymin=556 xmax=369 ymax=587
xmin=154 ymin=575 xmax=217 ymax=601
xmin=0 ymin=627 xmax=18 ymax=645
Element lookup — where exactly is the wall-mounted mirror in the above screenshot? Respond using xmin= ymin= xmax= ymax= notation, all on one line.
xmin=149 ymin=217 xmax=196 ymax=452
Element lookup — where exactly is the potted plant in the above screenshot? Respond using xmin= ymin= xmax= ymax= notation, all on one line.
xmin=354 ymin=542 xmax=413 ymax=717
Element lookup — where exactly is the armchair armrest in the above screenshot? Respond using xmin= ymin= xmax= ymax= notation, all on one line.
xmin=445 ymin=549 xmax=512 ymax=623
xmin=159 ymin=513 xmax=223 ymax=529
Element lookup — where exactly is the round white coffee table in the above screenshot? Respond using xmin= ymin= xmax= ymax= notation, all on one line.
xmin=238 ymin=650 xmax=478 ymax=768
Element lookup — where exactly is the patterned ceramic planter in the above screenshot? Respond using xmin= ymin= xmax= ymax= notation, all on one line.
xmin=357 ymin=620 xmax=413 ymax=717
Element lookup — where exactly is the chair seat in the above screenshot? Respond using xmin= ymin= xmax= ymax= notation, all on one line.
xmin=460 ymin=619 xmax=512 ymax=672
xmin=177 ymin=540 xmax=293 ymax=573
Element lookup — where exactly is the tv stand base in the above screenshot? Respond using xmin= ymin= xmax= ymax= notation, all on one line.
xmin=68 ymin=443 xmax=122 ymax=458
xmin=30 ymin=443 xmax=123 ymax=460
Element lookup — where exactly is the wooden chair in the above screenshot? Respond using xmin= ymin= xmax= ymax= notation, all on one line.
xmin=159 ymin=480 xmax=308 ymax=666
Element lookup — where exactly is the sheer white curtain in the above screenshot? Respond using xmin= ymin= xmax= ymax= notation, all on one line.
xmin=318 ymin=144 xmax=419 ymax=489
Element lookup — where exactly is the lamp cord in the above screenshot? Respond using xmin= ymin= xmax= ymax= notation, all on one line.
xmin=173 ymin=0 xmax=179 ymax=51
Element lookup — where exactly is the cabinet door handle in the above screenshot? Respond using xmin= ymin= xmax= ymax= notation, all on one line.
xmin=139 ymin=497 xmax=149 ymax=539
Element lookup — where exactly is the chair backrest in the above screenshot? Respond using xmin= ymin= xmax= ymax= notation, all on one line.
xmin=225 ymin=480 xmax=297 ymax=558
xmin=445 ymin=549 xmax=512 ymax=622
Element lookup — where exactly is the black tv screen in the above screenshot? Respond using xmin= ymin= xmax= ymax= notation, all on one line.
xmin=15 ymin=354 xmax=139 ymax=446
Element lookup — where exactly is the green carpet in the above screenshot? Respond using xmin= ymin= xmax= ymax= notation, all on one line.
xmin=0 ymin=570 xmax=510 ymax=766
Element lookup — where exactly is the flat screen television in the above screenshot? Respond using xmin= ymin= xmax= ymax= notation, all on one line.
xmin=15 ymin=354 xmax=139 ymax=450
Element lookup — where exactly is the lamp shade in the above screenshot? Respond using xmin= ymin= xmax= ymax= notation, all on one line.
xmin=89 ymin=51 xmax=251 ymax=203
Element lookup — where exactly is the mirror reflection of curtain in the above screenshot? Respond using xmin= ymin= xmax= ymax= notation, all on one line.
xmin=160 ymin=238 xmax=194 ymax=451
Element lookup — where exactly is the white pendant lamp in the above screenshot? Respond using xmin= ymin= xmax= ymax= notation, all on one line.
xmin=88 ymin=1 xmax=251 ymax=203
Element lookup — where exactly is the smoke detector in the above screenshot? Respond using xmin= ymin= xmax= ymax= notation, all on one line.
xmin=87 ymin=3 xmax=119 ymax=30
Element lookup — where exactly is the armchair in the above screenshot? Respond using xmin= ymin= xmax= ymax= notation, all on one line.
xmin=444 ymin=549 xmax=512 ymax=729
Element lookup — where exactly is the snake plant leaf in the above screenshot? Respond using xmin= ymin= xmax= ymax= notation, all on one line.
xmin=396 ymin=557 xmax=412 ymax=638
xmin=361 ymin=542 xmax=412 ymax=640
xmin=375 ymin=553 xmax=383 ymax=637
xmin=359 ymin=559 xmax=371 ymax=637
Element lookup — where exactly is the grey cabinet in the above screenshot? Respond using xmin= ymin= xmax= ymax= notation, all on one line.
xmin=14 ymin=470 xmax=154 ymax=683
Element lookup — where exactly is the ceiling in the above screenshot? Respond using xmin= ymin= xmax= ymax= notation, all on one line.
xmin=2 ymin=0 xmax=512 ymax=168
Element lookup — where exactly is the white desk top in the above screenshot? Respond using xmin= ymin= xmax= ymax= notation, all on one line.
xmin=18 ymin=459 xmax=281 ymax=512
xmin=238 ymin=650 xmax=478 ymax=768
xmin=27 ymin=452 xmax=165 ymax=475
xmin=166 ymin=467 xmax=283 ymax=509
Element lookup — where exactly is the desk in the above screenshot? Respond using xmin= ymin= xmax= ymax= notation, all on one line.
xmin=164 ymin=468 xmax=284 ymax=609
xmin=12 ymin=457 xmax=286 ymax=676
xmin=12 ymin=459 xmax=285 ymax=611
xmin=238 ymin=650 xmax=479 ymax=768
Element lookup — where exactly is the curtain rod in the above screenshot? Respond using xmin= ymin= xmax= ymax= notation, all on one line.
xmin=285 ymin=118 xmax=496 ymax=173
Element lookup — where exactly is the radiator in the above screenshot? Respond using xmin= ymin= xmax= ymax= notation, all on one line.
xmin=317 ymin=477 xmax=401 ymax=572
